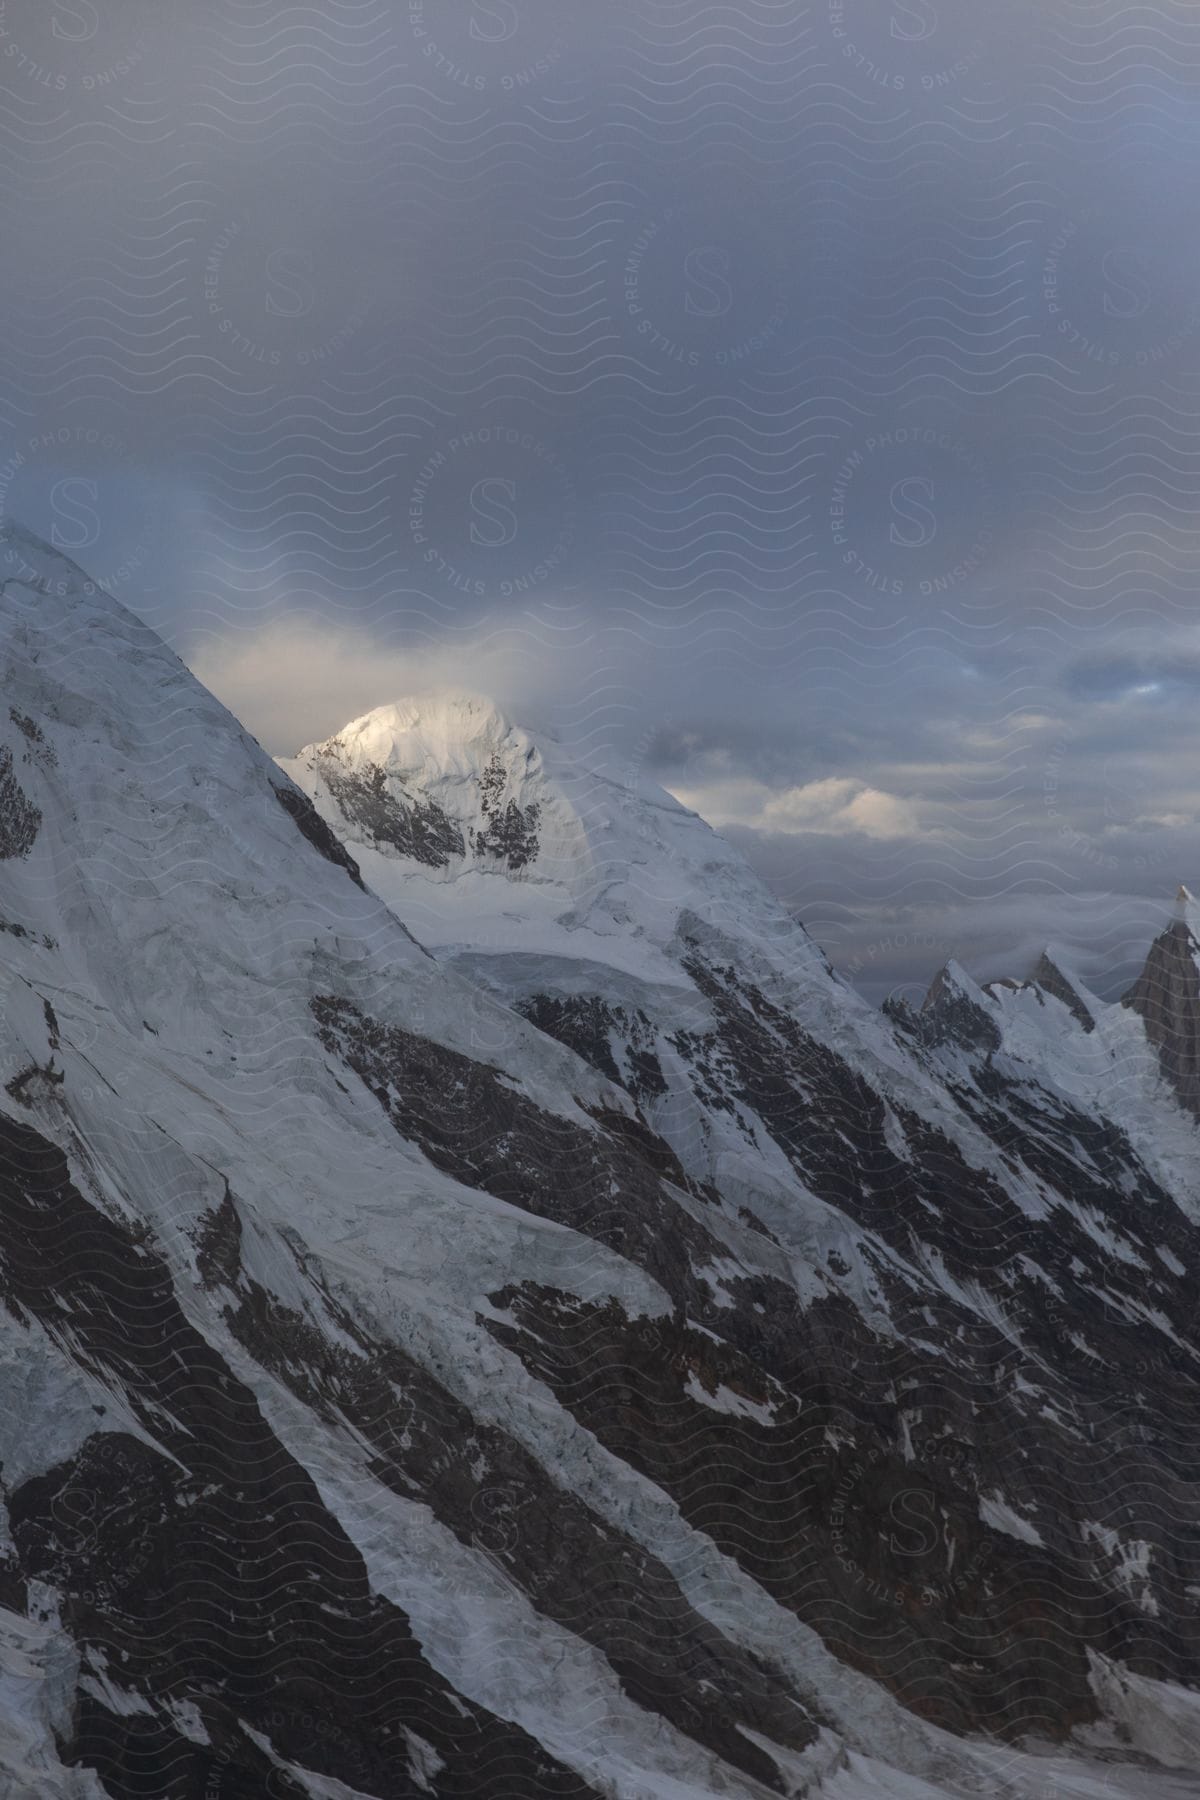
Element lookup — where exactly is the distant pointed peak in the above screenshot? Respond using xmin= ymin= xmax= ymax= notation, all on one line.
xmin=1123 ymin=891 xmax=1200 ymax=1115
xmin=919 ymin=959 xmax=1002 ymax=1054
xmin=922 ymin=957 xmax=982 ymax=1008
xmin=1038 ymin=938 xmax=1080 ymax=973
xmin=1029 ymin=946 xmax=1096 ymax=1033
xmin=1032 ymin=944 xmax=1082 ymax=990
xmin=1158 ymin=884 xmax=1200 ymax=947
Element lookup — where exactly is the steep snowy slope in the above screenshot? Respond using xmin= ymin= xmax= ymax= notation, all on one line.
xmin=0 ymin=532 xmax=837 ymax=1798
xmin=283 ymin=697 xmax=1200 ymax=1782
xmin=0 ymin=530 xmax=1198 ymax=1798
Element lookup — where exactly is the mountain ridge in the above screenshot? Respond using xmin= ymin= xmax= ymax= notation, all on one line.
xmin=0 ymin=531 xmax=1199 ymax=1797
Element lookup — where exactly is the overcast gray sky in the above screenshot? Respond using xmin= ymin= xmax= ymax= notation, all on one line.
xmin=5 ymin=0 xmax=1200 ymax=1000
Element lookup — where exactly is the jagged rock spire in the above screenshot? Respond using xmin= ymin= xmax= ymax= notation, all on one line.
xmin=1122 ymin=888 xmax=1200 ymax=1116
xmin=918 ymin=959 xmax=1001 ymax=1053
xmin=1030 ymin=949 xmax=1095 ymax=1034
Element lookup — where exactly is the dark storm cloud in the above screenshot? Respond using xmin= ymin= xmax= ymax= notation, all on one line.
xmin=5 ymin=0 xmax=1200 ymax=997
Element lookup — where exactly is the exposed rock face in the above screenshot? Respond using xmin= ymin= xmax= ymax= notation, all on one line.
xmin=2 ymin=530 xmax=1200 ymax=1799
xmin=271 ymin=779 xmax=366 ymax=889
xmin=917 ymin=962 xmax=1002 ymax=1054
xmin=1029 ymin=950 xmax=1096 ymax=1033
xmin=516 ymin=994 xmax=668 ymax=1102
xmin=317 ymin=749 xmax=465 ymax=867
xmin=226 ymin=1278 xmax=819 ymax=1789
xmin=0 ymin=1116 xmax=598 ymax=1800
xmin=0 ymin=746 xmax=41 ymax=859
xmin=1122 ymin=895 xmax=1200 ymax=1116
xmin=278 ymin=697 xmax=559 ymax=887
xmin=475 ymin=752 xmax=541 ymax=869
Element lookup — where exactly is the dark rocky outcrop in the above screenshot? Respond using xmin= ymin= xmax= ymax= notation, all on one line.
xmin=310 ymin=963 xmax=1200 ymax=1745
xmin=271 ymin=779 xmax=366 ymax=890
xmin=475 ymin=752 xmax=541 ymax=869
xmin=0 ymin=1112 xmax=604 ymax=1800
xmin=227 ymin=1280 xmax=820 ymax=1787
xmin=311 ymin=994 xmax=724 ymax=1297
xmin=1122 ymin=894 xmax=1200 ymax=1116
xmin=0 ymin=746 xmax=40 ymax=859
xmin=482 ymin=1283 xmax=1109 ymax=1741
xmin=917 ymin=964 xmax=1002 ymax=1055
xmin=517 ymin=994 xmax=668 ymax=1102
xmin=318 ymin=753 xmax=465 ymax=867
xmin=1029 ymin=951 xmax=1096 ymax=1033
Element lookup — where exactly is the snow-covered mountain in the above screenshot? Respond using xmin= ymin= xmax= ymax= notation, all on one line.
xmin=2 ymin=533 xmax=1200 ymax=1799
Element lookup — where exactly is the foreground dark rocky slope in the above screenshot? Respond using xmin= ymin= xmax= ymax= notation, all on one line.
xmin=0 ymin=529 xmax=1198 ymax=1797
